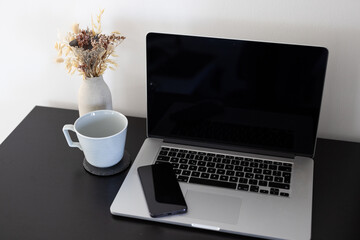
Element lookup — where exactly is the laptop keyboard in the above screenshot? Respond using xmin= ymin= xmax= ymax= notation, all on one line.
xmin=155 ymin=147 xmax=293 ymax=197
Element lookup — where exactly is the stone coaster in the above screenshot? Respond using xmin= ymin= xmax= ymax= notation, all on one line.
xmin=83 ymin=151 xmax=131 ymax=176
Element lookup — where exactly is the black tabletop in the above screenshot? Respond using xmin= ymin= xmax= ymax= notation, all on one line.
xmin=0 ymin=106 xmax=359 ymax=240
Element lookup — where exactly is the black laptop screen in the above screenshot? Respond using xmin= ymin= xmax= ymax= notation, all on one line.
xmin=146 ymin=33 xmax=328 ymax=157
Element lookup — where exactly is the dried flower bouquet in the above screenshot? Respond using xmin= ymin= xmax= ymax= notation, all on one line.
xmin=55 ymin=9 xmax=125 ymax=79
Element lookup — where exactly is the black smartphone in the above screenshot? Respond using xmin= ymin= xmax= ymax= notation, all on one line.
xmin=137 ymin=163 xmax=187 ymax=218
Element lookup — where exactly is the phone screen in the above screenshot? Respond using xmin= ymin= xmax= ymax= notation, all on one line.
xmin=138 ymin=163 xmax=187 ymax=218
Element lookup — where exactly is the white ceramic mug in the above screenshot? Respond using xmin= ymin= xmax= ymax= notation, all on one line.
xmin=62 ymin=110 xmax=128 ymax=168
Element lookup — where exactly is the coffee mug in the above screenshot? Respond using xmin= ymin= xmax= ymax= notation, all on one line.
xmin=62 ymin=110 xmax=128 ymax=168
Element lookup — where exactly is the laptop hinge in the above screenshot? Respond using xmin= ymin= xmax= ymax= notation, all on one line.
xmin=163 ymin=138 xmax=296 ymax=159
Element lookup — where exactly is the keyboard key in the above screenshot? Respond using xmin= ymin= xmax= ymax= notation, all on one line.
xmin=179 ymin=158 xmax=188 ymax=164
xmin=235 ymin=171 xmax=244 ymax=177
xmin=217 ymin=169 xmax=225 ymax=175
xmin=159 ymin=150 xmax=168 ymax=156
xmin=269 ymin=182 xmax=290 ymax=190
xmin=191 ymin=171 xmax=200 ymax=177
xmin=206 ymin=162 xmax=215 ymax=168
xmin=231 ymin=160 xmax=240 ymax=165
xmin=177 ymin=153 xmax=186 ymax=158
xmin=188 ymin=165 xmax=197 ymax=171
xmin=195 ymin=155 xmax=204 ymax=160
xmin=225 ymin=164 xmax=234 ymax=170
xmin=249 ymin=179 xmax=258 ymax=185
xmin=250 ymin=162 xmax=259 ymax=168
xmin=239 ymin=178 xmax=248 ymax=184
xmin=226 ymin=170 xmax=235 ymax=176
xmin=284 ymin=176 xmax=291 ymax=184
xmin=250 ymin=185 xmax=259 ymax=192
xmin=197 ymin=161 xmax=206 ymax=166
xmin=198 ymin=166 xmax=207 ymax=172
xmin=168 ymin=152 xmax=177 ymax=157
xmin=201 ymin=173 xmax=210 ymax=178
xmin=210 ymin=174 xmax=219 ymax=180
xmin=245 ymin=173 xmax=254 ymax=179
xmin=207 ymin=168 xmax=216 ymax=173
xmin=244 ymin=167 xmax=253 ymax=172
xmin=260 ymin=189 xmax=269 ymax=194
xmin=282 ymin=172 xmax=291 ymax=178
xmin=204 ymin=156 xmax=213 ymax=161
xmin=177 ymin=175 xmax=189 ymax=182
xmin=237 ymin=184 xmax=249 ymax=191
xmin=269 ymin=165 xmax=277 ymax=170
xmin=259 ymin=180 xmax=267 ymax=186
xmin=157 ymin=156 xmax=170 ymax=161
xmin=270 ymin=188 xmax=279 ymax=195
xmin=220 ymin=175 xmax=229 ymax=181
xmin=259 ymin=163 xmax=268 ymax=169
xmin=265 ymin=175 xmax=273 ymax=181
xmin=229 ymin=176 xmax=238 ymax=182
xmin=179 ymin=164 xmax=188 ymax=170
xmin=222 ymin=159 xmax=231 ymax=164
xmin=263 ymin=169 xmax=272 ymax=175
xmin=278 ymin=166 xmax=292 ymax=172
xmin=255 ymin=174 xmax=264 ymax=180
xmin=253 ymin=168 xmax=262 ymax=174
xmin=216 ymin=163 xmax=225 ymax=169
xmin=240 ymin=161 xmax=249 ymax=167
xmin=280 ymin=192 xmax=290 ymax=197
xmin=189 ymin=177 xmax=237 ymax=189
xmin=171 ymin=163 xmax=179 ymax=168
xmin=234 ymin=166 xmax=243 ymax=171
xmin=182 ymin=170 xmax=191 ymax=176
xmin=272 ymin=171 xmax=282 ymax=176
xmin=170 ymin=157 xmax=179 ymax=162
xmin=188 ymin=160 xmax=197 ymax=165
xmin=274 ymin=177 xmax=283 ymax=183
xmin=212 ymin=157 xmax=222 ymax=163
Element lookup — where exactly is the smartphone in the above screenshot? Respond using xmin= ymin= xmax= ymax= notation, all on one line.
xmin=137 ymin=163 xmax=187 ymax=218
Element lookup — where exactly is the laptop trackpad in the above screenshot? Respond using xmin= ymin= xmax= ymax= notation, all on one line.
xmin=185 ymin=190 xmax=241 ymax=225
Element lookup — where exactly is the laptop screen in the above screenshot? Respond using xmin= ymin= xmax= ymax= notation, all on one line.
xmin=146 ymin=32 xmax=328 ymax=157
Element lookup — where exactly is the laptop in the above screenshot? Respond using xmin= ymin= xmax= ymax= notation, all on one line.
xmin=111 ymin=32 xmax=328 ymax=240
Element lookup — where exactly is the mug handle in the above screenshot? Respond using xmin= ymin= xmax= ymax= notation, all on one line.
xmin=62 ymin=124 xmax=82 ymax=151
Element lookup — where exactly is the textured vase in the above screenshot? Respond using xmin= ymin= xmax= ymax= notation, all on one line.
xmin=78 ymin=75 xmax=113 ymax=116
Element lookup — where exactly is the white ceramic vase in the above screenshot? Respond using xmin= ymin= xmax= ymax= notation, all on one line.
xmin=78 ymin=75 xmax=113 ymax=116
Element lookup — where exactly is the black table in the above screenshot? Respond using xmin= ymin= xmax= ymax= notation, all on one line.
xmin=0 ymin=106 xmax=359 ymax=240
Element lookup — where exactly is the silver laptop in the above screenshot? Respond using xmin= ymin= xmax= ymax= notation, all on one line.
xmin=111 ymin=32 xmax=328 ymax=240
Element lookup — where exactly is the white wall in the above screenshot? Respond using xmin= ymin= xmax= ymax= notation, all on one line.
xmin=1 ymin=0 xmax=360 ymax=144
